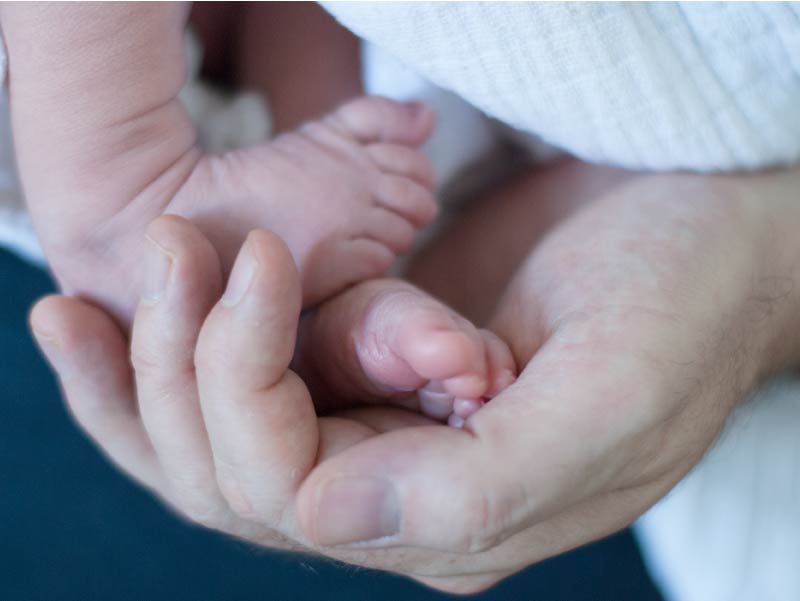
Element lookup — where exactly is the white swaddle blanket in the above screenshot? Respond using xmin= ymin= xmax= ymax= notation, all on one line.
xmin=328 ymin=1 xmax=800 ymax=173
xmin=2 ymin=3 xmax=800 ymax=600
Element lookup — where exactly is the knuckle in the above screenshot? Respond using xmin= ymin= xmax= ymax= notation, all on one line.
xmin=216 ymin=470 xmax=257 ymax=521
xmin=167 ymin=473 xmax=225 ymax=529
xmin=450 ymin=486 xmax=509 ymax=554
xmin=177 ymin=496 xmax=224 ymax=530
xmin=215 ymin=461 xmax=284 ymax=524
xmin=129 ymin=344 xmax=161 ymax=375
xmin=193 ymin=340 xmax=231 ymax=376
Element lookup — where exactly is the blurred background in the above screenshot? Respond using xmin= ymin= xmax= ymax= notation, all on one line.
xmin=1 ymin=246 xmax=664 ymax=600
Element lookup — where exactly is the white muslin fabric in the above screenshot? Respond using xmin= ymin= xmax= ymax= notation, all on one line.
xmin=635 ymin=378 xmax=800 ymax=601
xmin=325 ymin=1 xmax=800 ymax=173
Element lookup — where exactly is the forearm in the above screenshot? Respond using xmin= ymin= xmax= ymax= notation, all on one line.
xmin=1 ymin=2 xmax=198 ymax=244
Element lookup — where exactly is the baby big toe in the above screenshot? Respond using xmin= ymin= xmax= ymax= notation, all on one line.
xmin=400 ymin=327 xmax=483 ymax=382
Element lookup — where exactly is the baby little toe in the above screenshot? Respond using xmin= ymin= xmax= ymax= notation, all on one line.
xmin=418 ymin=381 xmax=455 ymax=420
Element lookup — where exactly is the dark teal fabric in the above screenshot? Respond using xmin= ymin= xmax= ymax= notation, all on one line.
xmin=0 ymin=247 xmax=663 ymax=601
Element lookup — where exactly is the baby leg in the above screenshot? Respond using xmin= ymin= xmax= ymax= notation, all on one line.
xmin=234 ymin=2 xmax=362 ymax=132
xmin=190 ymin=2 xmax=361 ymax=132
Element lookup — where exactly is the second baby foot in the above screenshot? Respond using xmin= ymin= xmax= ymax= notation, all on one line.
xmin=296 ymin=279 xmax=517 ymax=424
xmin=170 ymin=95 xmax=438 ymax=307
xmin=49 ymin=96 xmax=437 ymax=324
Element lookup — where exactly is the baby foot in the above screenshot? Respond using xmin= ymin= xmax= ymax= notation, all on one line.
xmin=172 ymin=96 xmax=438 ymax=307
xmin=296 ymin=279 xmax=517 ymax=426
xmin=53 ymin=96 xmax=437 ymax=323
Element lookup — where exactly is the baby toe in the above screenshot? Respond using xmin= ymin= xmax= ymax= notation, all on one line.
xmin=375 ymin=174 xmax=438 ymax=227
xmin=453 ymin=398 xmax=484 ymax=419
xmin=480 ymin=330 xmax=518 ymax=397
xmin=326 ymin=96 xmax=435 ymax=146
xmin=338 ymin=282 xmax=495 ymax=407
xmin=447 ymin=413 xmax=466 ymax=429
xmin=443 ymin=372 xmax=489 ymax=399
xmin=366 ymin=144 xmax=436 ymax=189
xmin=398 ymin=327 xmax=480 ymax=383
xmin=361 ymin=208 xmax=417 ymax=254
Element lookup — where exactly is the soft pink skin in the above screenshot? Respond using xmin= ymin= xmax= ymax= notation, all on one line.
xmin=1 ymin=4 xmax=436 ymax=324
xmin=296 ymin=279 xmax=517 ymax=423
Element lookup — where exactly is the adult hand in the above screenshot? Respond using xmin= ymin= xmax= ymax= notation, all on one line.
xmin=30 ymin=167 xmax=800 ymax=594
xmin=291 ymin=168 xmax=800 ymax=591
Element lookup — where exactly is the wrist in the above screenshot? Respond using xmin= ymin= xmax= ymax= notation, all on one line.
xmin=723 ymin=168 xmax=800 ymax=379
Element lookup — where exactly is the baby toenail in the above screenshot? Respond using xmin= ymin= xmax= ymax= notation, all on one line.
xmin=419 ymin=389 xmax=454 ymax=419
xmin=401 ymin=101 xmax=426 ymax=117
xmin=448 ymin=414 xmax=465 ymax=429
xmin=422 ymin=380 xmax=447 ymax=393
xmin=453 ymin=398 xmax=482 ymax=418
xmin=418 ymin=389 xmax=452 ymax=403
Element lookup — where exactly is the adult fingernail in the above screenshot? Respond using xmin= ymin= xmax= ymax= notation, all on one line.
xmin=222 ymin=241 xmax=257 ymax=306
xmin=314 ymin=477 xmax=399 ymax=546
xmin=142 ymin=235 xmax=173 ymax=304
